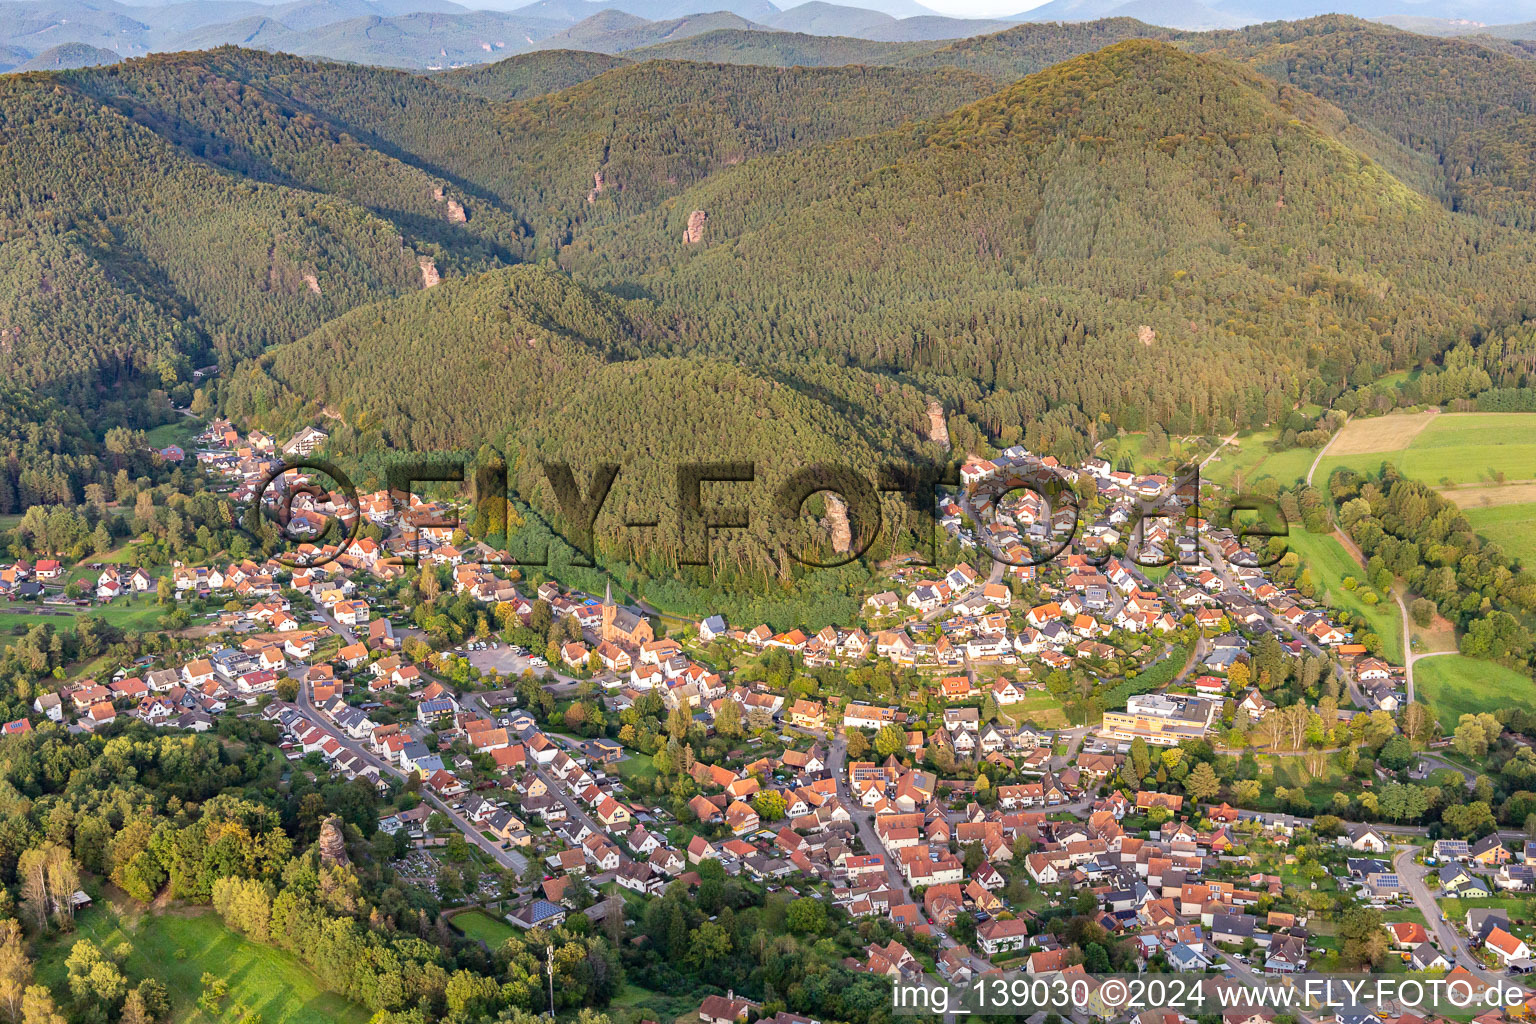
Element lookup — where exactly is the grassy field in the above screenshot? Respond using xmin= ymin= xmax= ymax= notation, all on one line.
xmin=1318 ymin=412 xmax=1536 ymax=488
xmin=1284 ymin=530 xmax=1403 ymax=662
xmin=1098 ymin=432 xmax=1207 ymax=474
xmin=33 ymin=904 xmax=368 ymax=1024
xmin=1201 ymin=429 xmax=1316 ymax=490
xmin=449 ymin=909 xmax=517 ymax=948
xmin=0 ymin=595 xmax=169 ymax=634
xmin=1250 ymin=752 xmax=1355 ymax=813
xmin=1001 ymin=690 xmax=1068 ymax=729
xmin=1415 ymin=654 xmax=1536 ymax=727
xmin=612 ymin=983 xmax=696 ymax=1023
xmin=615 ymin=753 xmax=659 ymax=785
xmin=1461 ymin=503 xmax=1536 ymax=567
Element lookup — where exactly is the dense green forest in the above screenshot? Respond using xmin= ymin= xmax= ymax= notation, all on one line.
xmin=222 ymin=263 xmax=943 ymax=580
xmin=437 ymin=49 xmax=630 ymax=99
xmin=564 ymin=40 xmax=1536 ymax=452
xmin=13 ymin=16 xmax=1536 ymax=575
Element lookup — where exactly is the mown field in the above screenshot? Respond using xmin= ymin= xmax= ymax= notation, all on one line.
xmin=1462 ymin=502 xmax=1536 ymax=567
xmin=1317 ymin=412 xmax=1536 ymax=488
xmin=33 ymin=903 xmax=369 ymax=1024
xmin=1311 ymin=412 xmax=1536 ymax=576
xmin=1200 ymin=428 xmax=1317 ymax=489
xmin=1415 ymin=654 xmax=1536 ymax=727
xmin=449 ymin=909 xmax=518 ymax=948
xmin=1004 ymin=690 xmax=1068 ymax=729
xmin=0 ymin=595 xmax=168 ymax=633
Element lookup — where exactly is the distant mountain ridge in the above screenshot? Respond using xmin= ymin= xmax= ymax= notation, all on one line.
xmin=13 ymin=39 xmax=120 ymax=66
xmin=9 ymin=0 xmax=1536 ymax=74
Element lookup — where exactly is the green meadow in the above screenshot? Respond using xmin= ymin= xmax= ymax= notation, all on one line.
xmin=33 ymin=905 xmax=369 ymax=1024
xmin=1283 ymin=530 xmax=1403 ymax=662
xmin=1317 ymin=413 xmax=1536 ymax=488
xmin=1415 ymin=654 xmax=1536 ymax=728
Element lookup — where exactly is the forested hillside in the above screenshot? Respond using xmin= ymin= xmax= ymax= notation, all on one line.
xmin=13 ymin=17 xmax=1536 ymax=579
xmin=896 ymin=16 xmax=1180 ymax=76
xmin=1194 ymin=18 xmax=1536 ymax=227
xmin=562 ymin=40 xmax=1536 ymax=456
xmin=621 ymin=27 xmax=930 ymax=65
xmin=0 ymin=48 xmax=996 ymax=427
xmin=0 ymin=67 xmax=424 ymax=401
xmin=223 ymin=264 xmax=940 ymax=578
xmin=437 ymin=47 xmax=629 ymax=98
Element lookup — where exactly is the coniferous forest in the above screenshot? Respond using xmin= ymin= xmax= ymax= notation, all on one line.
xmin=7 ymin=17 xmax=1536 ymax=569
xmin=10 ymin=15 xmax=1536 ymax=1024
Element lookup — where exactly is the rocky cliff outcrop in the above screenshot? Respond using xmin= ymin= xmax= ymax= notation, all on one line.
xmin=925 ymin=399 xmax=950 ymax=448
xmin=319 ymin=815 xmax=349 ymax=866
xmin=419 ymin=256 xmax=441 ymax=288
xmin=684 ymin=209 xmax=707 ymax=245
xmin=824 ymin=493 xmax=851 ymax=553
xmin=432 ymin=186 xmax=467 ymax=223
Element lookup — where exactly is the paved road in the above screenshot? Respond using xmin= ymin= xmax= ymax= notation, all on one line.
xmin=1393 ymin=844 xmax=1504 ymax=986
xmin=1305 ymin=415 xmax=1456 ymax=704
xmin=1198 ymin=430 xmax=1242 ymax=472
xmin=294 ymin=610 xmax=530 ymax=872
xmin=532 ymin=765 xmax=631 ymax=866
xmin=826 ymin=735 xmax=917 ymax=905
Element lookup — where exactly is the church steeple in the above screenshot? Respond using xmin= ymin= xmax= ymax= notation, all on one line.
xmin=603 ymin=580 xmax=614 ymax=606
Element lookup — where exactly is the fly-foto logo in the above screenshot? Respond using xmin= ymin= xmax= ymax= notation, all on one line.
xmin=240 ymin=452 xmax=1292 ymax=571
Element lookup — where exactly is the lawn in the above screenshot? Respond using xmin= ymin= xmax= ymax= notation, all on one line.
xmin=615 ymin=754 xmax=659 ymax=785
xmin=33 ymin=904 xmax=369 ymax=1024
xmin=1438 ymin=896 xmax=1536 ymax=931
xmin=1004 ymin=690 xmax=1068 ymax=729
xmin=1284 ymin=530 xmax=1403 ymax=662
xmin=1415 ymin=654 xmax=1536 ymax=728
xmin=449 ymin=909 xmax=517 ymax=948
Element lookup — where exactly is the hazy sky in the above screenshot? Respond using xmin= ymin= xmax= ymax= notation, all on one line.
xmin=920 ymin=0 xmax=1046 ymax=14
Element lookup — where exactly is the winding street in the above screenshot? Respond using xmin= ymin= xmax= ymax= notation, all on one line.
xmin=825 ymin=735 xmax=915 ymax=904
xmin=1392 ymin=844 xmax=1503 ymax=986
xmin=1304 ymin=416 xmax=1459 ymax=706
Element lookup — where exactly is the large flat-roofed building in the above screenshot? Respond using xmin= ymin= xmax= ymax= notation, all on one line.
xmin=1100 ymin=692 xmax=1217 ymax=747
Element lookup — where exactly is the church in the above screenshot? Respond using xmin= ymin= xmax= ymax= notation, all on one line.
xmin=600 ymin=583 xmax=655 ymax=648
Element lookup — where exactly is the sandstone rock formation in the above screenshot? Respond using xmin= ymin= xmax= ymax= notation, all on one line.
xmin=318 ymin=815 xmax=348 ymax=866
xmin=445 ymin=199 xmax=467 ymax=223
xmin=925 ymin=399 xmax=950 ymax=448
xmin=419 ymin=256 xmax=441 ymax=288
xmin=824 ymin=493 xmax=851 ymax=553
xmin=1138 ymin=324 xmax=1155 ymax=346
xmin=683 ymin=209 xmax=707 ymax=245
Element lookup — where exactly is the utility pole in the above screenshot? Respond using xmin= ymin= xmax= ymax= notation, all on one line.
xmin=546 ymin=944 xmax=555 ymax=1019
